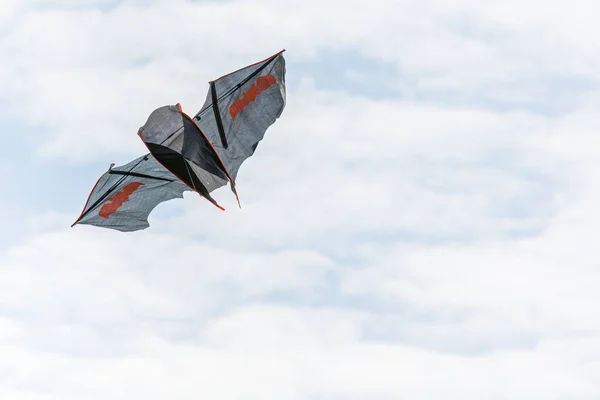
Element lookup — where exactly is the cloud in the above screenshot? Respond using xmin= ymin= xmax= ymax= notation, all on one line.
xmin=1 ymin=0 xmax=600 ymax=398
xmin=2 ymin=164 xmax=600 ymax=398
xmin=1 ymin=0 xmax=597 ymax=160
xmin=1 ymin=232 xmax=599 ymax=400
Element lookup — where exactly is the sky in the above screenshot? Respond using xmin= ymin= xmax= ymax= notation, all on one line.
xmin=1 ymin=0 xmax=600 ymax=398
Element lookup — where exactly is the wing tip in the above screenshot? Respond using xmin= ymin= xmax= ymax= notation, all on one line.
xmin=207 ymin=49 xmax=287 ymax=84
xmin=71 ymin=162 xmax=115 ymax=228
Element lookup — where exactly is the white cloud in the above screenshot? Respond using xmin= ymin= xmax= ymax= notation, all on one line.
xmin=1 ymin=0 xmax=600 ymax=398
xmin=2 ymin=179 xmax=600 ymax=398
xmin=1 ymin=0 xmax=598 ymax=159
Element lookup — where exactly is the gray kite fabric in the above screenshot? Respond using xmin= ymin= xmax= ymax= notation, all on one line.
xmin=138 ymin=103 xmax=231 ymax=210
xmin=72 ymin=155 xmax=190 ymax=232
xmin=194 ymin=50 xmax=286 ymax=183
xmin=72 ymin=50 xmax=287 ymax=232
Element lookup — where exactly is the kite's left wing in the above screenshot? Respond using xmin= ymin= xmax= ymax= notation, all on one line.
xmin=72 ymin=154 xmax=190 ymax=232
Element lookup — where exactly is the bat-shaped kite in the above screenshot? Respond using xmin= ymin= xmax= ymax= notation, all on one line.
xmin=72 ymin=50 xmax=286 ymax=231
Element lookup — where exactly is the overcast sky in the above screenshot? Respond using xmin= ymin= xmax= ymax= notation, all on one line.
xmin=1 ymin=0 xmax=600 ymax=398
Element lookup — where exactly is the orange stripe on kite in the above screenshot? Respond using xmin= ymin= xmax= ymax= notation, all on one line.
xmin=99 ymin=181 xmax=144 ymax=218
xmin=229 ymin=74 xmax=278 ymax=120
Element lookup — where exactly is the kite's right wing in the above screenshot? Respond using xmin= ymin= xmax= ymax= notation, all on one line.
xmin=194 ymin=50 xmax=286 ymax=183
xmin=72 ymin=154 xmax=191 ymax=232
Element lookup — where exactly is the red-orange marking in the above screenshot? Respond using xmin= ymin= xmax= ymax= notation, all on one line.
xmin=229 ymin=74 xmax=278 ymax=120
xmin=99 ymin=181 xmax=144 ymax=218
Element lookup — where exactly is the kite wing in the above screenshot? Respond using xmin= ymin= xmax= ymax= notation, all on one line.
xmin=193 ymin=50 xmax=286 ymax=182
xmin=72 ymin=155 xmax=190 ymax=232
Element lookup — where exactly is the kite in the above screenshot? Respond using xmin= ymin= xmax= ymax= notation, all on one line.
xmin=72 ymin=50 xmax=286 ymax=232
